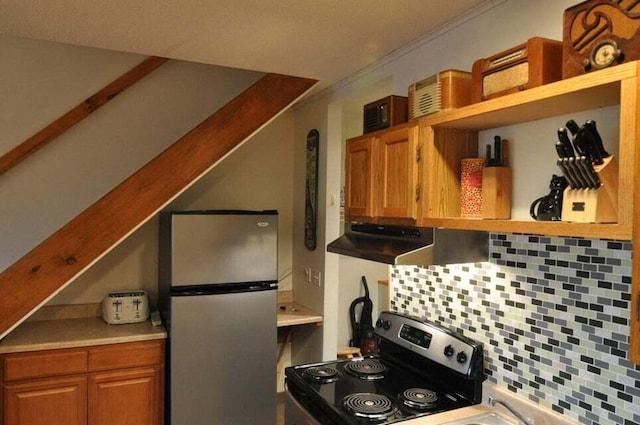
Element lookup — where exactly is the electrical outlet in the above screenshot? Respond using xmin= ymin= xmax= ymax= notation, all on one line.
xmin=304 ymin=267 xmax=312 ymax=283
xmin=312 ymin=270 xmax=322 ymax=287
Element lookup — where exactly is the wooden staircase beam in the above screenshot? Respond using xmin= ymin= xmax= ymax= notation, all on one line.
xmin=0 ymin=73 xmax=317 ymax=337
xmin=0 ymin=56 xmax=169 ymax=176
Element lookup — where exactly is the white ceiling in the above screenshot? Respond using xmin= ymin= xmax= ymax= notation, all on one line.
xmin=0 ymin=0 xmax=487 ymax=88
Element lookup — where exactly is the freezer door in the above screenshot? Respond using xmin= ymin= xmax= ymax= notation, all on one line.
xmin=170 ymin=289 xmax=277 ymax=425
xmin=170 ymin=212 xmax=277 ymax=286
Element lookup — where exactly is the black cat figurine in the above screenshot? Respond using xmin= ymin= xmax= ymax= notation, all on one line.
xmin=530 ymin=175 xmax=569 ymax=221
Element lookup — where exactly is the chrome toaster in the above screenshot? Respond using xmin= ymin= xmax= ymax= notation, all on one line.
xmin=102 ymin=290 xmax=149 ymax=324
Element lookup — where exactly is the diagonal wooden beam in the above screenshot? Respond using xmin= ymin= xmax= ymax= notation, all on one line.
xmin=0 ymin=56 xmax=169 ymax=176
xmin=0 ymin=73 xmax=317 ymax=337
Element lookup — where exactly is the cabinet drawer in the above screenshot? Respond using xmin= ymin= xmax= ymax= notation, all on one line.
xmin=4 ymin=349 xmax=88 ymax=381
xmin=89 ymin=341 xmax=164 ymax=371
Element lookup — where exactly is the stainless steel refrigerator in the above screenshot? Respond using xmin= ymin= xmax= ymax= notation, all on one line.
xmin=158 ymin=210 xmax=278 ymax=425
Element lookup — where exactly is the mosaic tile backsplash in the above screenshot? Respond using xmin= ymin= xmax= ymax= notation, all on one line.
xmin=390 ymin=233 xmax=637 ymax=425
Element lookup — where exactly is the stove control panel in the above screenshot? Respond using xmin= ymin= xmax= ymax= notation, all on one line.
xmin=375 ymin=311 xmax=482 ymax=377
xmin=399 ymin=323 xmax=432 ymax=349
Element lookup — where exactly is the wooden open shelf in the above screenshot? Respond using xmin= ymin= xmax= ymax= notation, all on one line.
xmin=423 ymin=218 xmax=631 ymax=240
xmin=420 ymin=62 xmax=633 ymax=131
xmin=418 ymin=60 xmax=638 ymax=241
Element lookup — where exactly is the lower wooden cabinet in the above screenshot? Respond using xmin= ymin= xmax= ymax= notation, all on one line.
xmin=1 ymin=340 xmax=164 ymax=425
xmin=4 ymin=376 xmax=87 ymax=425
xmin=89 ymin=367 xmax=160 ymax=425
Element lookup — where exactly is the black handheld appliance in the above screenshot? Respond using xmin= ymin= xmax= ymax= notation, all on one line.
xmin=348 ymin=276 xmax=376 ymax=354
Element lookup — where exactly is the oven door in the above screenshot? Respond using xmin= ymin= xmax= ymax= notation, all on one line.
xmin=285 ymin=387 xmax=322 ymax=425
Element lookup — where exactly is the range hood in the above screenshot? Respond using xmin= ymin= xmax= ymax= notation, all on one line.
xmin=326 ymin=223 xmax=488 ymax=266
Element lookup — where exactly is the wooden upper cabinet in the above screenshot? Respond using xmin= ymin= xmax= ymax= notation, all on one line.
xmin=345 ymin=136 xmax=376 ymax=218
xmin=378 ymin=125 xmax=419 ymax=219
xmin=344 ymin=123 xmax=420 ymax=222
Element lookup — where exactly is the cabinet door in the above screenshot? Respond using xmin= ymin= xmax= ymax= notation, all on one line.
xmin=88 ymin=367 xmax=160 ymax=425
xmin=4 ymin=376 xmax=87 ymax=425
xmin=377 ymin=125 xmax=419 ymax=219
xmin=345 ymin=136 xmax=377 ymax=218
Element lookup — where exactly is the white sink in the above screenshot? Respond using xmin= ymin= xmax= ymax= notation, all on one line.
xmin=440 ymin=412 xmax=517 ymax=425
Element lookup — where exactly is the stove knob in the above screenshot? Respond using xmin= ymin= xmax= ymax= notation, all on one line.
xmin=456 ymin=351 xmax=468 ymax=364
xmin=443 ymin=345 xmax=455 ymax=357
xmin=376 ymin=319 xmax=391 ymax=330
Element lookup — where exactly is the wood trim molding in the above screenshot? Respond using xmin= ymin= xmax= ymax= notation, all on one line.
xmin=0 ymin=73 xmax=317 ymax=338
xmin=0 ymin=56 xmax=169 ymax=176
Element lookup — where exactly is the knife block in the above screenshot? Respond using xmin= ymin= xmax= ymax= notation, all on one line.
xmin=482 ymin=167 xmax=512 ymax=219
xmin=561 ymin=156 xmax=618 ymax=223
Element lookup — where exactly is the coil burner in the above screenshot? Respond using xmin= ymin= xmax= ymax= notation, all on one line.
xmin=341 ymin=393 xmax=397 ymax=420
xmin=343 ymin=359 xmax=387 ymax=380
xmin=399 ymin=388 xmax=438 ymax=410
xmin=303 ymin=366 xmax=340 ymax=384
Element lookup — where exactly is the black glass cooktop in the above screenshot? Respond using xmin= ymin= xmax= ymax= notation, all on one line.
xmin=286 ymin=356 xmax=473 ymax=425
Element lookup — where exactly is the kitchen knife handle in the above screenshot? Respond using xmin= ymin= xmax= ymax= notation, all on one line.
xmin=558 ymin=158 xmax=578 ymax=188
xmin=577 ymin=127 xmax=604 ymax=165
xmin=494 ymin=136 xmax=502 ymax=167
xmin=568 ymin=158 xmax=588 ymax=189
xmin=557 ymin=128 xmax=575 ymax=158
xmin=576 ymin=157 xmax=598 ymax=188
xmin=584 ymin=120 xmax=610 ymax=158
xmin=581 ymin=156 xmax=601 ymax=188
xmin=566 ymin=119 xmax=580 ymax=136
xmin=555 ymin=141 xmax=568 ymax=159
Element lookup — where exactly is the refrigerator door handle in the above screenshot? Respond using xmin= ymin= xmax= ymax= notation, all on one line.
xmin=170 ymin=281 xmax=277 ymax=296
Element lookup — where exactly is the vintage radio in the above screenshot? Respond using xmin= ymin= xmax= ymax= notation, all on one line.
xmin=471 ymin=37 xmax=563 ymax=103
xmin=363 ymin=95 xmax=407 ymax=134
xmin=408 ymin=69 xmax=472 ymax=119
xmin=563 ymin=0 xmax=640 ymax=79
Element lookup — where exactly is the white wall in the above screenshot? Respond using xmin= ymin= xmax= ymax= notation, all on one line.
xmin=0 ymin=35 xmax=299 ymax=309
xmin=290 ymin=97 xmax=328 ymax=363
xmin=335 ymin=258 xmax=388 ymax=347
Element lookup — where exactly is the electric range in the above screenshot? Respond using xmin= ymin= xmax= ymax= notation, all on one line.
xmin=284 ymin=311 xmax=485 ymax=425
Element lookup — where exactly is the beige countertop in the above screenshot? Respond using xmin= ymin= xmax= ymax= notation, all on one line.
xmin=277 ymin=290 xmax=322 ymax=327
xmin=399 ymin=405 xmax=498 ymax=424
xmin=0 ymin=304 xmax=167 ymax=354
xmin=277 ymin=302 xmax=323 ymax=327
xmin=397 ymin=382 xmax=580 ymax=425
xmin=0 ymin=317 xmax=167 ymax=354
xmin=0 ymin=296 xmax=319 ymax=354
